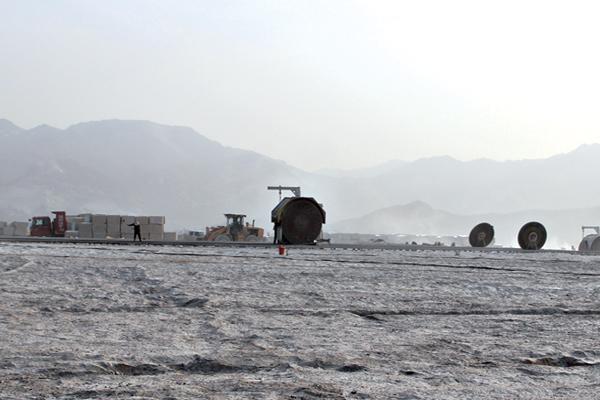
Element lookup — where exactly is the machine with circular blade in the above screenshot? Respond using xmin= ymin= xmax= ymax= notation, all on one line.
xmin=517 ymin=221 xmax=547 ymax=250
xmin=269 ymin=186 xmax=326 ymax=245
xmin=469 ymin=222 xmax=495 ymax=247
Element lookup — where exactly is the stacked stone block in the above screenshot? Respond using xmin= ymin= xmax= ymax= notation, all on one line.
xmin=69 ymin=214 xmax=167 ymax=241
xmin=92 ymin=214 xmax=108 ymax=238
xmin=163 ymin=232 xmax=177 ymax=241
xmin=0 ymin=221 xmax=29 ymax=236
xmin=11 ymin=222 xmax=29 ymax=236
xmin=120 ymin=216 xmax=135 ymax=240
xmin=77 ymin=223 xmax=93 ymax=238
xmin=145 ymin=216 xmax=165 ymax=241
xmin=106 ymin=215 xmax=121 ymax=238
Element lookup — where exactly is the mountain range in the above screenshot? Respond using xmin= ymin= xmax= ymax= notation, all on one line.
xmin=1 ymin=118 xmax=599 ymax=247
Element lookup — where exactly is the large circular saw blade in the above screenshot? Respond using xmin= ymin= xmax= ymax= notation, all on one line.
xmin=281 ymin=198 xmax=323 ymax=245
xmin=469 ymin=222 xmax=495 ymax=247
xmin=518 ymin=221 xmax=547 ymax=250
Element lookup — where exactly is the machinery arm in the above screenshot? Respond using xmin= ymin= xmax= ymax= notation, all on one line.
xmin=267 ymin=186 xmax=301 ymax=199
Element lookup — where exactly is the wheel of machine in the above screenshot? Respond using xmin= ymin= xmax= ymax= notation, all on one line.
xmin=469 ymin=222 xmax=495 ymax=247
xmin=245 ymin=234 xmax=259 ymax=242
xmin=579 ymin=235 xmax=600 ymax=252
xmin=215 ymin=234 xmax=232 ymax=242
xmin=281 ymin=198 xmax=323 ymax=245
xmin=517 ymin=222 xmax=547 ymax=250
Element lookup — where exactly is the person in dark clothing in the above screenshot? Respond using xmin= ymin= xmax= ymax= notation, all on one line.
xmin=128 ymin=221 xmax=142 ymax=242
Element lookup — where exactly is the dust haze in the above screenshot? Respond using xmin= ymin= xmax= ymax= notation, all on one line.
xmin=2 ymin=2 xmax=600 ymax=399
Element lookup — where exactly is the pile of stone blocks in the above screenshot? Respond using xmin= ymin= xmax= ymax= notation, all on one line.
xmin=77 ymin=223 xmax=93 ymax=238
xmin=0 ymin=221 xmax=10 ymax=236
xmin=0 ymin=214 xmax=170 ymax=240
xmin=66 ymin=214 xmax=91 ymax=239
xmin=92 ymin=214 xmax=109 ymax=238
xmin=163 ymin=232 xmax=177 ymax=241
xmin=11 ymin=222 xmax=29 ymax=236
xmin=77 ymin=222 xmax=94 ymax=239
xmin=144 ymin=216 xmax=165 ymax=241
xmin=106 ymin=215 xmax=121 ymax=238
xmin=68 ymin=214 xmax=167 ymax=240
xmin=120 ymin=216 xmax=136 ymax=240
xmin=0 ymin=221 xmax=29 ymax=236
xmin=66 ymin=215 xmax=86 ymax=231
xmin=122 ymin=216 xmax=165 ymax=241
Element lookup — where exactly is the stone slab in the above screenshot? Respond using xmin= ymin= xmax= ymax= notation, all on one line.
xmin=91 ymin=215 xmax=107 ymax=225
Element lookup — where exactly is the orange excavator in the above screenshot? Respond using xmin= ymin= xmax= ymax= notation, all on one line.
xmin=204 ymin=214 xmax=264 ymax=242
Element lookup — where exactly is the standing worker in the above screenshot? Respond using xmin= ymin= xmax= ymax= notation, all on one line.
xmin=128 ymin=221 xmax=142 ymax=242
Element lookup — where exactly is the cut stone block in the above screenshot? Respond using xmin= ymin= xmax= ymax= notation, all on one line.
xmin=148 ymin=233 xmax=164 ymax=241
xmin=78 ymin=213 xmax=93 ymax=223
xmin=92 ymin=225 xmax=107 ymax=235
xmin=135 ymin=216 xmax=149 ymax=225
xmin=78 ymin=223 xmax=92 ymax=231
xmin=92 ymin=214 xmax=107 ymax=224
xmin=148 ymin=216 xmax=165 ymax=225
xmin=106 ymin=215 xmax=121 ymax=225
xmin=163 ymin=232 xmax=177 ymax=241
xmin=13 ymin=228 xmax=28 ymax=236
xmin=78 ymin=223 xmax=93 ymax=238
xmin=106 ymin=223 xmax=121 ymax=232
xmin=146 ymin=224 xmax=164 ymax=234
xmin=1 ymin=226 xmax=15 ymax=236
xmin=121 ymin=216 xmax=135 ymax=225
xmin=69 ymin=217 xmax=85 ymax=231
xmin=10 ymin=222 xmax=29 ymax=236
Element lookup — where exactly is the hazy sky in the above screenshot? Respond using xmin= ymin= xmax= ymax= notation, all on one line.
xmin=2 ymin=0 xmax=600 ymax=170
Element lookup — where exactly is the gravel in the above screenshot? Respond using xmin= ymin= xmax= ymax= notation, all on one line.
xmin=1 ymin=242 xmax=599 ymax=399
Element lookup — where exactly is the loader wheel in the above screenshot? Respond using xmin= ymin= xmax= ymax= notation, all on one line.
xmin=245 ymin=234 xmax=259 ymax=242
xmin=215 ymin=234 xmax=232 ymax=242
xmin=518 ymin=222 xmax=547 ymax=250
xmin=469 ymin=223 xmax=494 ymax=247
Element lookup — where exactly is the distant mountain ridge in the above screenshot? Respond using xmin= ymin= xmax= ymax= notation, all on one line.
xmin=315 ymin=159 xmax=408 ymax=178
xmin=0 ymin=119 xmax=307 ymax=230
xmin=340 ymin=143 xmax=600 ymax=216
xmin=1 ymin=118 xmax=599 ymax=242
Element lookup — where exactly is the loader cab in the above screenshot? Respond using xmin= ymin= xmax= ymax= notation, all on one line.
xmin=224 ymin=213 xmax=246 ymax=238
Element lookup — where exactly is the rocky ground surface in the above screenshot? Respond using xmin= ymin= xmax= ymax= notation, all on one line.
xmin=1 ymin=242 xmax=600 ymax=399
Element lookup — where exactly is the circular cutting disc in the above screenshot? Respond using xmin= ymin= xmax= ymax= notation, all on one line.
xmin=518 ymin=221 xmax=547 ymax=250
xmin=281 ymin=198 xmax=323 ymax=245
xmin=469 ymin=222 xmax=495 ymax=247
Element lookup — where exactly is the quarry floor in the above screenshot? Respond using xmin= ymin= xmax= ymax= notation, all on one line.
xmin=1 ymin=243 xmax=599 ymax=399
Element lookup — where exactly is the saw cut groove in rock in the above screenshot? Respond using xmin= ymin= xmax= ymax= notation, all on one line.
xmin=522 ymin=355 xmax=600 ymax=367
xmin=170 ymin=356 xmax=260 ymax=374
